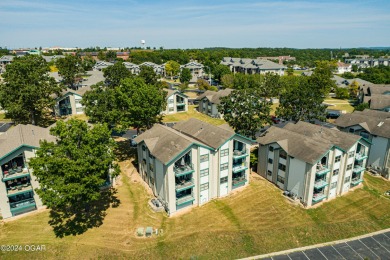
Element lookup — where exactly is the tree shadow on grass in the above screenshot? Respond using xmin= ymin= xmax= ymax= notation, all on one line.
xmin=114 ymin=139 xmax=138 ymax=162
xmin=48 ymin=188 xmax=120 ymax=238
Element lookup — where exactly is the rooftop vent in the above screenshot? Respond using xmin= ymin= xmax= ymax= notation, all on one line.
xmin=377 ymin=122 xmax=384 ymax=127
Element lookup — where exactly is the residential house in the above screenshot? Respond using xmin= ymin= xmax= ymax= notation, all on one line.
xmin=334 ymin=109 xmax=390 ymax=180
xmin=257 ymin=121 xmax=369 ymax=207
xmin=0 ymin=124 xmax=56 ymax=218
xmin=123 ymin=62 xmax=140 ymax=75
xmin=134 ymin=118 xmax=253 ymax=215
xmin=332 ymin=75 xmax=372 ymax=89
xmin=92 ymin=61 xmax=114 ymax=71
xmin=162 ymin=89 xmax=188 ymax=114
xmin=0 ymin=55 xmax=14 ymax=73
xmin=258 ymin=55 xmax=296 ymax=65
xmin=359 ymin=85 xmax=390 ymax=111
xmin=221 ymin=57 xmax=286 ymax=76
xmin=196 ymin=88 xmax=233 ymax=118
xmin=42 ymin=55 xmax=65 ymax=63
xmin=345 ymin=58 xmax=390 ymax=69
xmin=139 ymin=62 xmax=166 ymax=76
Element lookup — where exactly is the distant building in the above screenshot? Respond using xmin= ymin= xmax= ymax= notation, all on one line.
xmin=0 ymin=55 xmax=14 ymax=73
xmin=257 ymin=55 xmax=296 ymax=64
xmin=134 ymin=118 xmax=253 ymax=215
xmin=257 ymin=121 xmax=369 ymax=207
xmin=180 ymin=61 xmax=205 ymax=82
xmin=345 ymin=58 xmax=390 ymax=69
xmin=162 ymin=89 xmax=188 ymax=114
xmin=221 ymin=57 xmax=286 ymax=76
xmin=196 ymin=88 xmax=233 ymax=118
xmin=336 ymin=61 xmax=352 ymax=74
xmin=359 ymin=85 xmax=390 ymax=112
xmin=334 ymin=109 xmax=390 ymax=180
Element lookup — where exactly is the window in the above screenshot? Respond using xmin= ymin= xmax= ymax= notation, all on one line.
xmin=269 ymin=146 xmax=274 ymax=152
xmin=169 ymin=107 xmax=174 ymax=112
xmin=346 ymin=164 xmax=353 ymax=171
xmin=142 ymin=145 xmax=146 ymax=151
xmin=220 ymin=149 xmax=229 ymax=157
xmin=200 ymin=168 xmax=209 ymax=177
xmin=349 ymin=128 xmax=355 ymax=133
xmin=220 ymin=176 xmax=228 ymax=184
xmin=200 ymin=183 xmax=209 ymax=191
xmin=220 ymin=163 xmax=228 ymax=171
xmin=333 ymin=169 xmax=339 ymax=176
xmin=335 ymin=156 xmax=341 ymax=163
xmin=200 ymin=154 xmax=209 ymax=163
xmin=348 ymin=151 xmax=355 ymax=158
xmin=278 ymin=163 xmax=286 ymax=172
xmin=280 ymin=150 xmax=287 ymax=160
xmin=344 ymin=176 xmax=351 ymax=183
xmin=277 ymin=175 xmax=285 ymax=184
xmin=76 ymin=107 xmax=84 ymax=113
xmin=168 ymin=99 xmax=174 ymax=103
xmin=149 ymin=163 xmax=154 ymax=172
xmin=150 ymin=176 xmax=155 ymax=185
xmin=267 ymin=170 xmax=272 ymax=176
xmin=268 ymin=158 xmax=273 ymax=164
xmin=149 ymin=154 xmax=155 ymax=159
xmin=330 ymin=182 xmax=337 ymax=189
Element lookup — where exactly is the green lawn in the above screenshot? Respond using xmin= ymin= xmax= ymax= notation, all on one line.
xmin=323 ymin=98 xmax=355 ymax=113
xmin=0 ymin=113 xmax=11 ymax=122
xmin=1 ymin=150 xmax=389 ymax=260
xmin=163 ymin=105 xmax=226 ymax=126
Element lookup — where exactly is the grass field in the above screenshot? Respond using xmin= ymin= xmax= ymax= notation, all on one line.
xmin=163 ymin=105 xmax=226 ymax=126
xmin=324 ymin=98 xmax=355 ymax=113
xmin=0 ymin=146 xmax=389 ymax=260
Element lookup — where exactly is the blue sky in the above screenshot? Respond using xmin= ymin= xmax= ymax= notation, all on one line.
xmin=1 ymin=0 xmax=389 ymax=49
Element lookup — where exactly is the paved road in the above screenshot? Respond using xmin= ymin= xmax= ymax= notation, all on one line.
xmin=0 ymin=122 xmax=12 ymax=133
xmin=243 ymin=230 xmax=390 ymax=260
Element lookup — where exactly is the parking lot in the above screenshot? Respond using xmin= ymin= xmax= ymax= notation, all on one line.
xmin=0 ymin=122 xmax=12 ymax=133
xmin=257 ymin=231 xmax=390 ymax=260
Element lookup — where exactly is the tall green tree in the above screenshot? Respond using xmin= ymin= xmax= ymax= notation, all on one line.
xmin=0 ymin=55 xmax=62 ymax=125
xmin=56 ymin=55 xmax=84 ymax=89
xmin=165 ymin=60 xmax=180 ymax=78
xmin=30 ymin=119 xmax=119 ymax=237
xmin=105 ymin=50 xmax=117 ymax=62
xmin=139 ymin=65 xmax=158 ymax=85
xmin=180 ymin=68 xmax=192 ymax=83
xmin=218 ymin=88 xmax=271 ymax=139
xmin=212 ymin=64 xmax=231 ymax=82
xmin=276 ymin=76 xmax=326 ymax=122
xmin=103 ymin=62 xmax=132 ymax=87
xmin=83 ymin=78 xmax=166 ymax=132
xmin=309 ymin=60 xmax=337 ymax=95
xmin=335 ymin=87 xmax=349 ymax=99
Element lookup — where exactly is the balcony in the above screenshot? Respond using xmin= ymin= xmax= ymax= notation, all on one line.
xmin=232 ymin=177 xmax=247 ymax=188
xmin=233 ymin=149 xmax=248 ymax=160
xmin=7 ymin=184 xmax=33 ymax=197
xmin=351 ymin=177 xmax=363 ymax=186
xmin=176 ymin=100 xmax=185 ymax=106
xmin=355 ymin=153 xmax=368 ymax=162
xmin=176 ymin=194 xmax=195 ymax=206
xmin=175 ymin=178 xmax=195 ymax=192
xmin=174 ymin=163 xmax=194 ymax=177
xmin=232 ymin=162 xmax=248 ymax=173
xmin=353 ymin=165 xmax=365 ymax=174
xmin=10 ymin=198 xmax=36 ymax=214
xmin=316 ymin=165 xmax=330 ymax=177
xmin=312 ymin=193 xmax=327 ymax=203
xmin=2 ymin=167 xmax=30 ymax=182
xmin=314 ymin=179 xmax=328 ymax=189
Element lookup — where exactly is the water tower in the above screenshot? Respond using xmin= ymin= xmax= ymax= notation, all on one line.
xmin=141 ymin=40 xmax=145 ymax=49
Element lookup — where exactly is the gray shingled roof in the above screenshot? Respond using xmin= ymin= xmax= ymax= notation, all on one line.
xmin=257 ymin=121 xmax=361 ymax=164
xmin=173 ymin=118 xmax=235 ymax=149
xmin=196 ymin=88 xmax=233 ymax=104
xmin=369 ymin=95 xmax=390 ymax=110
xmin=334 ymin=109 xmax=390 ymax=139
xmin=0 ymin=124 xmax=56 ymax=159
xmin=283 ymin=121 xmax=361 ymax=152
xmin=134 ymin=124 xmax=202 ymax=164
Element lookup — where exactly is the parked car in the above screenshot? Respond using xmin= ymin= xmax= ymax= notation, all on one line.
xmin=326 ymin=112 xmax=340 ymax=119
xmin=130 ymin=135 xmax=138 ymax=147
xmin=271 ymin=116 xmax=285 ymax=124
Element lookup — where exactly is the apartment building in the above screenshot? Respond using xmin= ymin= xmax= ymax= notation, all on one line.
xmin=221 ymin=57 xmax=286 ymax=76
xmin=134 ymin=118 xmax=253 ymax=215
xmin=197 ymin=88 xmax=233 ymax=118
xmin=0 ymin=124 xmax=55 ymax=218
xmin=162 ymin=89 xmax=188 ymax=114
xmin=334 ymin=109 xmax=390 ymax=180
xmin=257 ymin=121 xmax=370 ymax=207
xmin=358 ymin=85 xmax=390 ymax=112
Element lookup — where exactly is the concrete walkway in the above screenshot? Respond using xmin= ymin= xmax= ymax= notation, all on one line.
xmin=240 ymin=228 xmax=390 ymax=260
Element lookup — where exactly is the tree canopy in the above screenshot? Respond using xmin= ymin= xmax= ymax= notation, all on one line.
xmin=165 ymin=60 xmax=180 ymax=78
xmin=212 ymin=64 xmax=231 ymax=82
xmin=56 ymin=55 xmax=84 ymax=89
xmin=276 ymin=76 xmax=326 ymax=123
xmin=180 ymin=68 xmax=192 ymax=83
xmin=0 ymin=55 xmax=62 ymax=126
xmin=30 ymin=119 xmax=119 ymax=237
xmin=218 ymin=88 xmax=271 ymax=139
xmin=103 ymin=62 xmax=133 ymax=87
xmin=82 ymin=77 xmax=167 ymax=132
xmin=139 ymin=65 xmax=158 ymax=85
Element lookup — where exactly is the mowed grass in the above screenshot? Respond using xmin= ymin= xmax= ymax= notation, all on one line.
xmin=1 ymin=152 xmax=390 ymax=260
xmin=0 ymin=113 xmax=11 ymax=122
xmin=163 ymin=105 xmax=226 ymax=126
xmin=324 ymin=98 xmax=355 ymax=113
